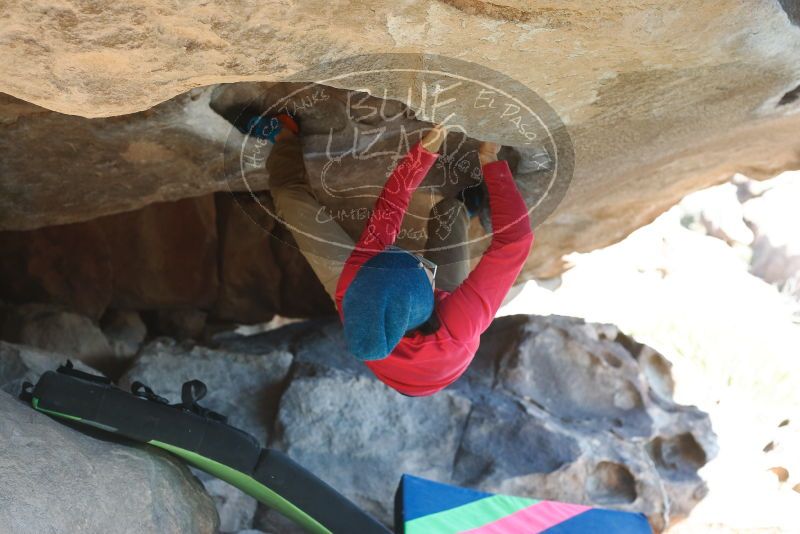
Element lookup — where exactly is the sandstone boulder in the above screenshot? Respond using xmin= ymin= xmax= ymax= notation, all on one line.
xmin=0 ymin=303 xmax=113 ymax=370
xmin=0 ymin=89 xmax=237 ymax=231
xmin=0 ymin=221 xmax=112 ymax=320
xmin=0 ymin=390 xmax=219 ymax=533
xmin=0 ymin=189 xmax=334 ymax=326
xmin=214 ymin=192 xmax=334 ymax=323
xmin=0 ymin=340 xmax=96 ymax=396
xmin=101 ymin=195 xmax=219 ymax=311
xmin=0 ymin=195 xmax=219 ymax=321
xmin=2 ymin=2 xmax=799 ymax=281
xmin=100 ymin=309 xmax=147 ymax=360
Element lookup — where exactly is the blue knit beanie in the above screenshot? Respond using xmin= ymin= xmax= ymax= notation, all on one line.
xmin=343 ymin=249 xmax=434 ymax=361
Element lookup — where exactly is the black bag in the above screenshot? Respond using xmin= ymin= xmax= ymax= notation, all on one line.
xmin=22 ymin=362 xmax=389 ymax=534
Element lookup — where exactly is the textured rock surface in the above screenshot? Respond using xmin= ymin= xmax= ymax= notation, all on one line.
xmin=0 ymin=303 xmax=113 ymax=369
xmin=210 ymin=314 xmax=717 ymax=531
xmin=0 ymin=195 xmax=219 ymax=319
xmin=151 ymin=308 xmax=209 ymax=340
xmin=0 ymin=390 xmax=219 ymax=534
xmin=199 ymin=477 xmax=259 ymax=533
xmin=0 ymin=310 xmax=716 ymax=532
xmin=0 ymin=89 xmax=236 ymax=231
xmin=0 ymin=339 xmax=95 ymax=395
xmin=214 ymin=192 xmax=335 ymax=323
xmin=120 ymin=339 xmax=293 ymax=443
xmin=0 ymin=342 xmax=219 ymax=534
xmin=101 ymin=195 xmax=220 ymax=310
xmin=1 ymin=1 xmax=797 ymax=122
xmin=0 ymin=219 xmax=113 ymax=320
xmin=275 ymin=371 xmax=472 ymax=520
xmin=100 ymin=309 xmax=147 ymax=360
xmin=2 ymin=1 xmax=800 ymax=280
xmin=0 ymin=190 xmax=334 ymax=323
xmin=457 ymin=316 xmax=715 ymax=530
xmin=119 ymin=339 xmax=294 ymax=531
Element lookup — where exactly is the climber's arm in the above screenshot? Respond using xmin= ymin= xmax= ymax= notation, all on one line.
xmin=351 ymin=125 xmax=445 ymax=254
xmin=437 ymin=153 xmax=534 ymax=342
xmin=335 ymin=125 xmax=444 ymax=311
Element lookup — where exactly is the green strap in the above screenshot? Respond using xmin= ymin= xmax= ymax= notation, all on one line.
xmin=148 ymin=441 xmax=332 ymax=534
xmin=32 ymin=397 xmax=82 ymax=421
xmin=32 ymin=397 xmax=118 ymax=432
xmin=30 ymin=398 xmax=330 ymax=534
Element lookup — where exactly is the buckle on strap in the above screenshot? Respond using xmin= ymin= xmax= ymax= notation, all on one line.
xmin=180 ymin=380 xmax=228 ymax=423
xmin=131 ymin=381 xmax=170 ymax=405
xmin=131 ymin=379 xmax=227 ymax=423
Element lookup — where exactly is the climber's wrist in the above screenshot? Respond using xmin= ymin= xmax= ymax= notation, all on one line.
xmin=478 ymin=140 xmax=501 ymax=168
xmin=479 ymin=154 xmax=498 ymax=167
xmin=421 ymin=124 xmax=446 ymax=153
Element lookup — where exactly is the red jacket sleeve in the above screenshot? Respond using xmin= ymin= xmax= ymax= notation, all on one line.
xmin=353 ymin=140 xmax=439 ymax=253
xmin=437 ymin=159 xmax=534 ymax=342
xmin=335 ymin=141 xmax=440 ymax=312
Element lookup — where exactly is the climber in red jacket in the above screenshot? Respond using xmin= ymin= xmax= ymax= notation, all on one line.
xmin=333 ymin=124 xmax=534 ymax=396
xmin=262 ymin=118 xmax=533 ymax=397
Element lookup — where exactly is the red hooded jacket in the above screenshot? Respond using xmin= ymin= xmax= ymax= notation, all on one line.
xmin=335 ymin=140 xmax=534 ymax=396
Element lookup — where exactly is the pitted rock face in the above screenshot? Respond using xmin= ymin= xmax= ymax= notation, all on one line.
xmin=497 ymin=317 xmax=654 ymax=437
xmin=0 ymin=312 xmax=715 ymax=531
xmin=204 ymin=314 xmax=716 ymax=531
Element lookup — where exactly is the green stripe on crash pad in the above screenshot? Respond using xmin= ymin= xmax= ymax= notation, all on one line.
xmin=32 ymin=397 xmax=118 ymax=432
xmin=405 ymin=494 xmax=539 ymax=534
xmin=148 ymin=440 xmax=332 ymax=534
xmin=31 ymin=396 xmax=329 ymax=533
xmin=31 ymin=397 xmax=83 ymax=422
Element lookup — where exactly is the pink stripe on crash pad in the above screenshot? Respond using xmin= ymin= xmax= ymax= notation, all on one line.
xmin=461 ymin=500 xmax=592 ymax=534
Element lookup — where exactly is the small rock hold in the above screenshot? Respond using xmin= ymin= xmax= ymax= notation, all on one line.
xmin=586 ymin=461 xmax=638 ymax=505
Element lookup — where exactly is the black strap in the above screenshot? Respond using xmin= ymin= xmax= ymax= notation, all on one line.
xmin=180 ymin=380 xmax=227 ymax=423
xmin=181 ymin=379 xmax=207 ymax=407
xmin=131 ymin=381 xmax=170 ymax=405
xmin=131 ymin=378 xmax=227 ymax=423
